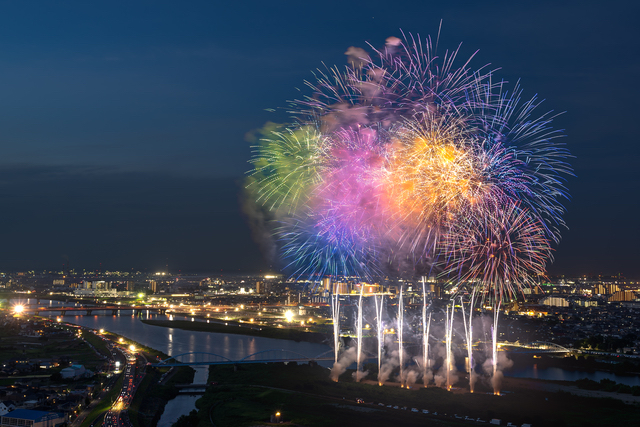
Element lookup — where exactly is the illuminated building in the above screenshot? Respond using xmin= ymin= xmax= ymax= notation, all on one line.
xmin=608 ymin=290 xmax=637 ymax=302
xmin=539 ymin=295 xmax=569 ymax=307
xmin=593 ymin=283 xmax=620 ymax=295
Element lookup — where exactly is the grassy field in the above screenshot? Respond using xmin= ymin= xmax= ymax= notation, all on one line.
xmin=140 ymin=319 xmax=328 ymax=344
xmin=0 ymin=324 xmax=106 ymax=373
xmin=181 ymin=362 xmax=640 ymax=427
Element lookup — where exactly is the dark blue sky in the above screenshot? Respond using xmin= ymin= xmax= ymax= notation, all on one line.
xmin=0 ymin=1 xmax=638 ymax=277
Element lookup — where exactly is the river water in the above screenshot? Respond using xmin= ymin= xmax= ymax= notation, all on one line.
xmin=508 ymin=365 xmax=640 ymax=387
xmin=156 ymin=365 xmax=208 ymax=427
xmin=15 ymin=299 xmax=331 ymax=360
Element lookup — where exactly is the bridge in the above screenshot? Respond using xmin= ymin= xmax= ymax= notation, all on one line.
xmin=500 ymin=341 xmax=572 ymax=354
xmin=151 ymin=349 xmax=337 ymax=367
xmin=24 ymin=304 xmax=167 ymax=316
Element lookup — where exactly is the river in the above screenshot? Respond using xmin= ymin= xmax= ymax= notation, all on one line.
xmin=507 ymin=365 xmax=640 ymax=387
xmin=156 ymin=365 xmax=208 ymax=427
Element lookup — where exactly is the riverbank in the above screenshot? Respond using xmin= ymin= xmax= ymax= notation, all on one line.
xmin=186 ymin=363 xmax=640 ymax=427
xmin=140 ymin=319 xmax=328 ymax=345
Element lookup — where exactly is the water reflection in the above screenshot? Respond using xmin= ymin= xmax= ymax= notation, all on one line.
xmin=509 ymin=366 xmax=640 ymax=386
xmin=23 ymin=300 xmax=331 ymax=361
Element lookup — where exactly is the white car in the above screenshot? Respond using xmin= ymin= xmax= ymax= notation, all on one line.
xmin=411 ymin=408 xmax=418 ymax=412
xmin=422 ymin=409 xmax=429 ymax=414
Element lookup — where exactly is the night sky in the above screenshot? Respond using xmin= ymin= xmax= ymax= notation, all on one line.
xmin=0 ymin=1 xmax=638 ymax=277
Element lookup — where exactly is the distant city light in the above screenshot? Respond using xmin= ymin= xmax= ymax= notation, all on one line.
xmin=284 ymin=310 xmax=294 ymax=323
xmin=13 ymin=304 xmax=24 ymax=314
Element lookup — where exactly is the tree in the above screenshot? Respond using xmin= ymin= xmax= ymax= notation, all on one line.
xmin=173 ymin=410 xmax=199 ymax=427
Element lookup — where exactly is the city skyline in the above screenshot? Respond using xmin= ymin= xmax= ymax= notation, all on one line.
xmin=0 ymin=1 xmax=638 ymax=277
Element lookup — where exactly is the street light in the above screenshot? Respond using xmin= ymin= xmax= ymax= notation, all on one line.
xmin=13 ymin=304 xmax=24 ymax=315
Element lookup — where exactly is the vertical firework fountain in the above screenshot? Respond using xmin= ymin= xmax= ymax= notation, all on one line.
xmin=331 ymin=291 xmax=340 ymax=365
xmin=375 ymin=294 xmax=384 ymax=385
xmin=355 ymin=285 xmax=364 ymax=381
xmin=422 ymin=280 xmax=430 ymax=387
xmin=397 ymin=287 xmax=404 ymax=387
xmin=492 ymin=300 xmax=502 ymax=395
xmin=445 ymin=302 xmax=455 ymax=390
xmin=462 ymin=292 xmax=477 ymax=392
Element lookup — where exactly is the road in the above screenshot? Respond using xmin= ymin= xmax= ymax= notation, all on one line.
xmin=103 ymin=349 xmax=147 ymax=427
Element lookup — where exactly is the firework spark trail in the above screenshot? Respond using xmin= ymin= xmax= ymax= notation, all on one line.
xmin=444 ymin=202 xmax=552 ymax=304
xmin=445 ymin=302 xmax=455 ymax=390
xmin=461 ymin=291 xmax=477 ymax=392
xmin=492 ymin=300 xmax=502 ymax=395
xmin=375 ymin=294 xmax=385 ymax=385
xmin=331 ymin=292 xmax=340 ymax=364
xmin=355 ymin=285 xmax=364 ymax=381
xmin=398 ymin=287 xmax=404 ymax=387
xmin=422 ymin=280 xmax=430 ymax=387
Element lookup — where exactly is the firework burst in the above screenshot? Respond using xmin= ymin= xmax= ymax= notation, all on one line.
xmin=246 ymin=31 xmax=571 ymax=286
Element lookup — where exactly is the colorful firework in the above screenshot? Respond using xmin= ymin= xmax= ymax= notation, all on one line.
xmin=245 ymin=31 xmax=571 ymax=286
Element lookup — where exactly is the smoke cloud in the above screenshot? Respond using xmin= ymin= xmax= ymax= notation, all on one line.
xmin=330 ymin=347 xmax=357 ymax=381
xmin=344 ymin=46 xmax=370 ymax=67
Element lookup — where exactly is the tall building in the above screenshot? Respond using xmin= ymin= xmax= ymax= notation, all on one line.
xmin=539 ymin=295 xmax=570 ymax=307
xmin=608 ymin=290 xmax=636 ymax=302
xmin=594 ymin=283 xmax=621 ymax=295
xmin=149 ymin=280 xmax=157 ymax=294
xmin=332 ymin=282 xmax=349 ymax=294
xmin=256 ymin=281 xmax=268 ymax=294
xmin=322 ymin=277 xmax=332 ymax=292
